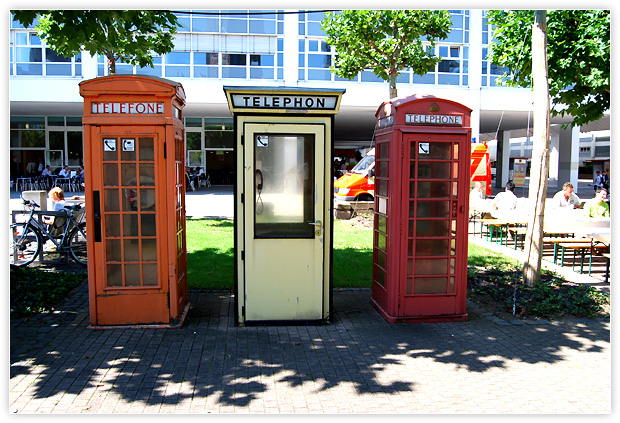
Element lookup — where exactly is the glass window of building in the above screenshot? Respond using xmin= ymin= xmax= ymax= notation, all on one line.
xmin=482 ymin=11 xmax=509 ymax=87
xmin=205 ymin=118 xmax=234 ymax=149
xmin=11 ymin=16 xmax=81 ymax=77
xmin=299 ymin=10 xmax=327 ymax=37
xmin=10 ymin=117 xmax=45 ymax=148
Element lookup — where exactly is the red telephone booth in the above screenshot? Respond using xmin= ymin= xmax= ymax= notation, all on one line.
xmin=371 ymin=95 xmax=471 ymax=323
xmin=80 ymin=75 xmax=189 ymax=327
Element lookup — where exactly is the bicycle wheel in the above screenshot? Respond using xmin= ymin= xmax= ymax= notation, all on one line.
xmin=67 ymin=224 xmax=87 ymax=266
xmin=10 ymin=223 xmax=41 ymax=266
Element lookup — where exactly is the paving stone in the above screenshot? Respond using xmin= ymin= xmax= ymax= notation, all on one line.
xmin=10 ymin=285 xmax=610 ymax=414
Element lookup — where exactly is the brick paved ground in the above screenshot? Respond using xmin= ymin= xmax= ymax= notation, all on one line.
xmin=9 ymin=283 xmax=610 ymax=414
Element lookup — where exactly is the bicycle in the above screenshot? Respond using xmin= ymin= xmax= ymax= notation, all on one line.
xmin=10 ymin=197 xmax=87 ymax=267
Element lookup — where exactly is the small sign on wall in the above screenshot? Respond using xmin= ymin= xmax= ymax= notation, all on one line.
xmin=123 ymin=139 xmax=135 ymax=152
xmin=103 ymin=139 xmax=117 ymax=152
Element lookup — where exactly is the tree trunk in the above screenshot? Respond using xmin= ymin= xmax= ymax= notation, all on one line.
xmin=106 ymin=51 xmax=116 ymax=75
xmin=389 ymin=71 xmax=398 ymax=99
xmin=523 ymin=10 xmax=550 ymax=287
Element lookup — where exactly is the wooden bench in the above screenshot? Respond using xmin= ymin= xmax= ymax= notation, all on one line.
xmin=508 ymin=226 xmax=529 ymax=250
xmin=542 ymin=236 xmax=590 ymax=264
xmin=557 ymin=242 xmax=609 ymax=275
xmin=602 ymin=253 xmax=611 ymax=283
xmin=477 ymin=219 xmax=509 ymax=244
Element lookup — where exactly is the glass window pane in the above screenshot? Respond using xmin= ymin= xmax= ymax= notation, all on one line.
xmin=416 ymin=201 xmax=451 ymax=218
xmin=103 ymin=163 xmax=118 ymax=186
xmin=102 ymin=138 xmax=118 ymax=161
xmin=46 ymin=64 xmax=72 ymax=75
xmin=417 ymin=162 xmax=451 ymax=179
xmin=250 ymin=20 xmax=276 ymax=34
xmin=415 ymin=259 xmax=448 ymax=275
xmin=139 ymin=164 xmax=155 ymax=186
xmin=254 ymin=134 xmax=315 ymax=238
xmin=142 ymin=239 xmax=157 ymax=261
xmin=124 ymin=238 xmax=140 ymax=261
xmin=67 ymin=131 xmax=83 ymax=166
xmin=105 ymin=215 xmax=121 ymax=237
xmin=165 ymin=52 xmax=190 ymax=64
xmin=222 ymin=67 xmax=246 ymax=78
xmin=165 ymin=66 xmax=190 ymax=78
xmin=106 ymin=264 xmax=122 ymax=287
xmin=123 ymin=215 xmax=139 ymax=237
xmin=121 ymin=139 xmax=136 ymax=161
xmin=415 ymin=239 xmax=449 ymax=256
xmin=414 ymin=277 xmax=447 ymax=294
xmin=186 ymin=132 xmax=201 ymax=150
xmin=414 ymin=181 xmax=451 ymax=198
xmin=222 ymin=54 xmax=246 ymax=65
xmin=104 ymin=189 xmax=120 ymax=211
xmin=221 ymin=18 xmax=247 ymax=33
xmin=122 ymin=188 xmax=139 ymax=212
xmin=16 ymin=63 xmax=42 ymax=75
xmin=140 ymin=188 xmax=156 ymax=212
xmin=418 ymin=142 xmax=452 ymax=159
xmin=139 ymin=137 xmax=154 ymax=161
xmin=143 ymin=263 xmax=158 ymax=286
xmin=141 ymin=214 xmax=157 ymax=237
xmin=45 ymin=48 xmax=72 ymax=62
xmin=121 ymin=163 xmax=137 ymax=186
xmin=125 ymin=264 xmax=140 ymax=286
xmin=105 ymin=239 xmax=122 ymax=262
xmin=416 ymin=220 xmax=450 ymax=237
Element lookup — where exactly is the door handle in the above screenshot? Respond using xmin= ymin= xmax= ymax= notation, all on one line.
xmin=93 ymin=190 xmax=102 ymax=242
xmin=308 ymin=220 xmax=322 ymax=236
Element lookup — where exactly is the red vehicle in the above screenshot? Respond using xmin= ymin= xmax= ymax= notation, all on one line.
xmin=334 ymin=148 xmax=375 ymax=201
xmin=470 ymin=143 xmax=492 ymax=196
xmin=334 ymin=143 xmax=492 ymax=201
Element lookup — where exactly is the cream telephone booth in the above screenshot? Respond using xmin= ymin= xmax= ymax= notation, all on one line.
xmin=224 ymin=86 xmax=345 ymax=325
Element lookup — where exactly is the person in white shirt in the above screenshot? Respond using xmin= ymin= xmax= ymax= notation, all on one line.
xmin=41 ymin=165 xmax=53 ymax=189
xmin=491 ymin=181 xmax=518 ymax=215
xmin=58 ymin=165 xmax=71 ymax=178
xmin=551 ymin=182 xmax=582 ymax=209
xmin=469 ymin=181 xmax=491 ymax=213
xmin=469 ymin=182 xmax=484 ymax=206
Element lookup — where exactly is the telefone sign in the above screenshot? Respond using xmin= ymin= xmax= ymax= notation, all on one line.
xmin=406 ymin=114 xmax=463 ymax=126
xmin=92 ymin=102 xmax=165 ymax=114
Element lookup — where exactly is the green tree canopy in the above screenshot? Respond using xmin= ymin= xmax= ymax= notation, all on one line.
xmin=486 ymin=10 xmax=610 ymax=127
xmin=321 ymin=10 xmax=452 ymax=98
xmin=11 ymin=10 xmax=179 ymax=75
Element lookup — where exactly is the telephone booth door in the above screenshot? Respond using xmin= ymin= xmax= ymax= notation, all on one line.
xmin=242 ymin=123 xmax=326 ymax=322
xmin=399 ymin=132 xmax=469 ymax=318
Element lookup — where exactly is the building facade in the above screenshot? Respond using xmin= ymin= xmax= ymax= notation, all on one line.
xmin=8 ymin=10 xmax=608 ymax=189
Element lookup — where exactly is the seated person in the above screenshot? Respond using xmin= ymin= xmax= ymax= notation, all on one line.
xmin=551 ymin=182 xmax=582 ymax=209
xmin=490 ymin=181 xmax=518 ymax=217
xmin=583 ymin=187 xmax=610 ymax=218
xmin=469 ymin=181 xmax=491 ymax=214
xmin=58 ymin=165 xmax=71 ymax=178
xmin=42 ymin=187 xmax=68 ymax=235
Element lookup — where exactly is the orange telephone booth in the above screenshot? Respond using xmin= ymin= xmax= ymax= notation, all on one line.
xmin=371 ymin=95 xmax=471 ymax=323
xmin=80 ymin=75 xmax=189 ymax=327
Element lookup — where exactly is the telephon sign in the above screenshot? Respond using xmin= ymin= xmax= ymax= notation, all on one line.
xmin=92 ymin=102 xmax=165 ymax=114
xmin=230 ymin=94 xmax=339 ymax=111
xmin=406 ymin=114 xmax=463 ymax=126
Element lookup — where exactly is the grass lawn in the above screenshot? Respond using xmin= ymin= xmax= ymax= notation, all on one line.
xmin=11 ymin=217 xmax=608 ymax=320
xmin=186 ymin=216 xmax=516 ymax=290
xmin=186 ymin=217 xmax=375 ymax=289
